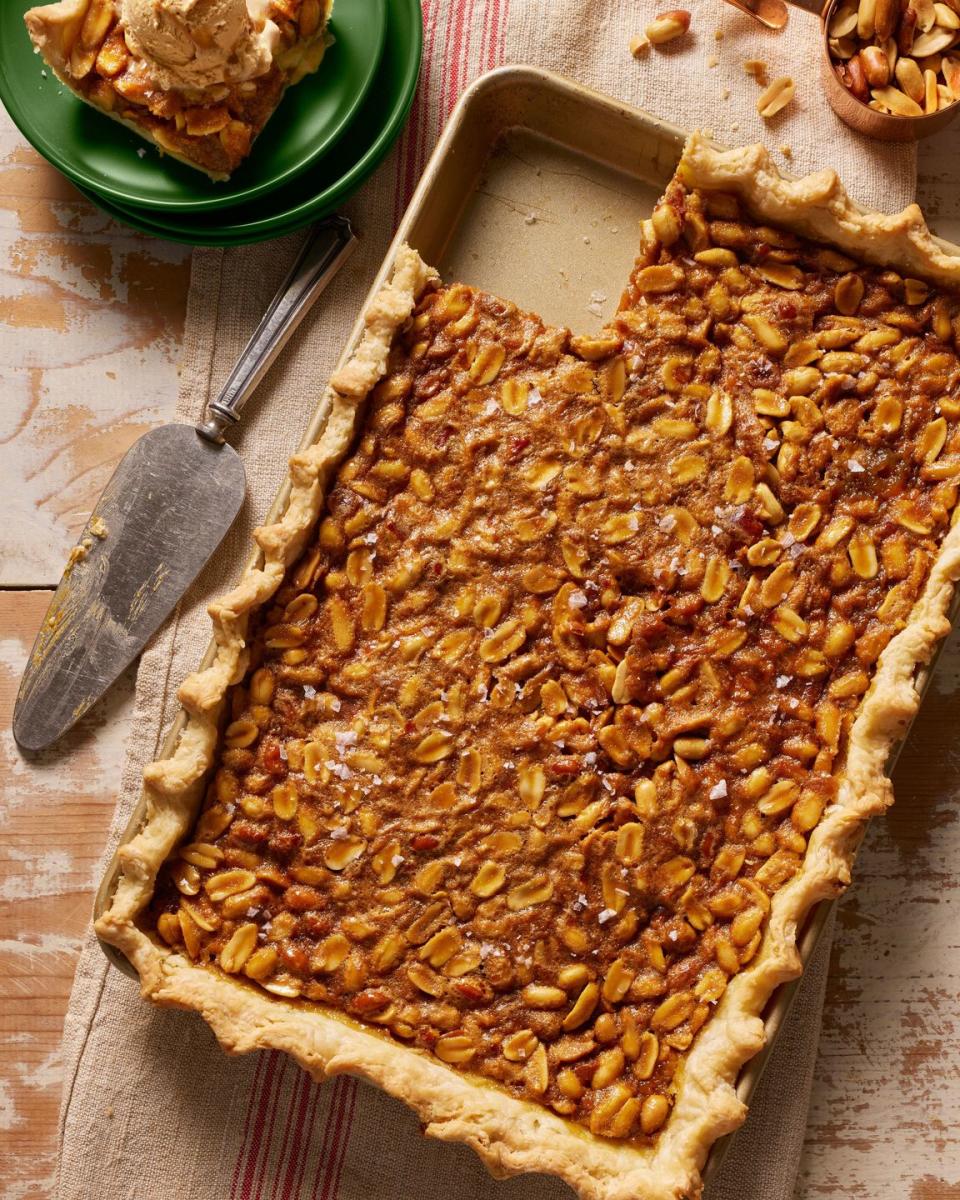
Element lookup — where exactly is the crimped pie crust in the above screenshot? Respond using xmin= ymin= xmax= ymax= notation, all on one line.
xmin=96 ymin=139 xmax=960 ymax=1200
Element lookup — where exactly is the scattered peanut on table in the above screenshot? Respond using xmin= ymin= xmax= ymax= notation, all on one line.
xmin=645 ymin=9 xmax=691 ymax=46
xmin=756 ymin=75 xmax=796 ymax=118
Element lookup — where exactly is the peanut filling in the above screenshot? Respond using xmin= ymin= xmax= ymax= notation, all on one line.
xmin=151 ymin=180 xmax=960 ymax=1144
xmin=40 ymin=0 xmax=325 ymax=175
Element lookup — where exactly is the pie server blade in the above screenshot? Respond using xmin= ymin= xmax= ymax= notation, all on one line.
xmin=13 ymin=216 xmax=356 ymax=752
xmin=13 ymin=427 xmax=245 ymax=752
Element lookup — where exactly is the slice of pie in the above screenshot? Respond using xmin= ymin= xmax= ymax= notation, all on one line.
xmin=96 ymin=136 xmax=960 ymax=1199
xmin=24 ymin=0 xmax=333 ymax=179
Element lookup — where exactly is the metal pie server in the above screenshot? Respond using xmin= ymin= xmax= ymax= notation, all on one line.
xmin=13 ymin=216 xmax=356 ymax=752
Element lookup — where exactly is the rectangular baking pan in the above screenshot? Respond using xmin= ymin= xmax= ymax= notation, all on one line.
xmin=94 ymin=63 xmax=960 ymax=1191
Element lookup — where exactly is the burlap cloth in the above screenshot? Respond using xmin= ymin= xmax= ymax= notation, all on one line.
xmin=54 ymin=3 xmax=917 ymax=1197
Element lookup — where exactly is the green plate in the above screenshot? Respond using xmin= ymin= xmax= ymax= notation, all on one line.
xmin=0 ymin=0 xmax=387 ymax=212
xmin=67 ymin=0 xmax=421 ymax=244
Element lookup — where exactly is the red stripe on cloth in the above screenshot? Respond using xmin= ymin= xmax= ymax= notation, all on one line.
xmin=270 ymin=1066 xmax=312 ymax=1200
xmin=440 ymin=0 xmax=469 ymax=126
xmin=307 ymin=1076 xmax=344 ymax=1200
xmin=435 ymin=0 xmax=456 ymax=132
xmin=230 ymin=1052 xmax=268 ymax=1199
xmin=498 ymin=0 xmax=511 ymax=62
xmin=315 ymin=1076 xmax=354 ymax=1200
xmin=393 ymin=0 xmax=440 ymax=225
xmin=477 ymin=0 xmax=490 ymax=74
xmin=458 ymin=0 xmax=478 ymax=104
xmin=403 ymin=0 xmax=443 ymax=208
xmin=485 ymin=0 xmax=498 ymax=70
xmin=249 ymin=1055 xmax=291 ymax=1199
xmin=327 ymin=1080 xmax=358 ymax=1199
xmin=233 ymin=1051 xmax=283 ymax=1200
xmin=281 ymin=1076 xmax=324 ymax=1200
xmin=316 ymin=1078 xmax=348 ymax=1200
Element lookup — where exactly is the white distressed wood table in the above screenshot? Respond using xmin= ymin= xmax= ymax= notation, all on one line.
xmin=1 ymin=101 xmax=959 ymax=1200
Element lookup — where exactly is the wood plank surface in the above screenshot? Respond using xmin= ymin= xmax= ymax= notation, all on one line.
xmin=3 ymin=100 xmax=960 ymax=1200
xmin=0 ymin=591 xmax=135 ymax=1200
xmin=0 ymin=119 xmax=190 ymax=588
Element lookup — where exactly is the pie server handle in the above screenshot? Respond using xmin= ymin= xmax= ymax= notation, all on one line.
xmin=196 ymin=215 xmax=358 ymax=443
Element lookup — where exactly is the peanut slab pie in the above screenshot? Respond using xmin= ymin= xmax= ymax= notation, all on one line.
xmin=97 ymin=135 xmax=960 ymax=1200
xmin=24 ymin=0 xmax=333 ymax=179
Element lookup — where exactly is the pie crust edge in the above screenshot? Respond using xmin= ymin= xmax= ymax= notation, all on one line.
xmin=95 ymin=140 xmax=960 ymax=1200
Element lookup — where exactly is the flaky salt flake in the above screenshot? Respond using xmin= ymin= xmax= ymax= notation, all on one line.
xmin=776 ymin=674 xmax=791 ymax=689
xmin=584 ymin=751 xmax=597 ymax=765
xmin=573 ymin=893 xmax=589 ymax=912
xmin=598 ymin=908 xmax=617 ymax=925
xmin=329 ymin=826 xmax=349 ymax=840
xmin=709 ymin=780 xmax=728 ymax=800
xmin=658 ymin=512 xmax=677 ymax=532
xmin=303 ymin=684 xmax=317 ymax=698
xmin=278 ymin=744 xmax=288 ymax=761
xmin=331 ymin=697 xmax=342 ymax=712
xmin=848 ymin=458 xmax=866 ymax=473
xmin=391 ymin=854 xmax=404 ymax=867
xmin=528 ymin=387 xmax=543 ymax=406
xmin=568 ymin=590 xmax=589 ymax=609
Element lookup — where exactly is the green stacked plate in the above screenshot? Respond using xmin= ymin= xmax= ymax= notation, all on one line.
xmin=0 ymin=0 xmax=422 ymax=244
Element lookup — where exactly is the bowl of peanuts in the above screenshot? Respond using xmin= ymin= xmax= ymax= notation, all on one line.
xmin=821 ymin=0 xmax=960 ymax=138
xmin=725 ymin=0 xmax=960 ymax=137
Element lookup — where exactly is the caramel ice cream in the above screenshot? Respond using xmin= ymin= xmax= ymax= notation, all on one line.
xmin=120 ymin=0 xmax=280 ymax=92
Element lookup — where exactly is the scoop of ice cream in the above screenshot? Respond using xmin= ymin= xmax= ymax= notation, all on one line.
xmin=121 ymin=0 xmax=278 ymax=92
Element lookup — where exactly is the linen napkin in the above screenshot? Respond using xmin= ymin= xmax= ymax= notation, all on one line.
xmin=54 ymin=2 xmax=917 ymax=1197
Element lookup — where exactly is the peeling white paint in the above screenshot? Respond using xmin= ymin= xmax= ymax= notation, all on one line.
xmin=0 ymin=1079 xmax=23 ymax=1131
xmin=15 ymin=1043 xmax=63 ymax=1092
xmin=0 ymin=848 xmax=76 ymax=902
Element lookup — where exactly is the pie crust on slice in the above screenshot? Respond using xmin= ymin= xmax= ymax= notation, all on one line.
xmin=96 ymin=137 xmax=960 ymax=1200
xmin=24 ymin=0 xmax=333 ymax=179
